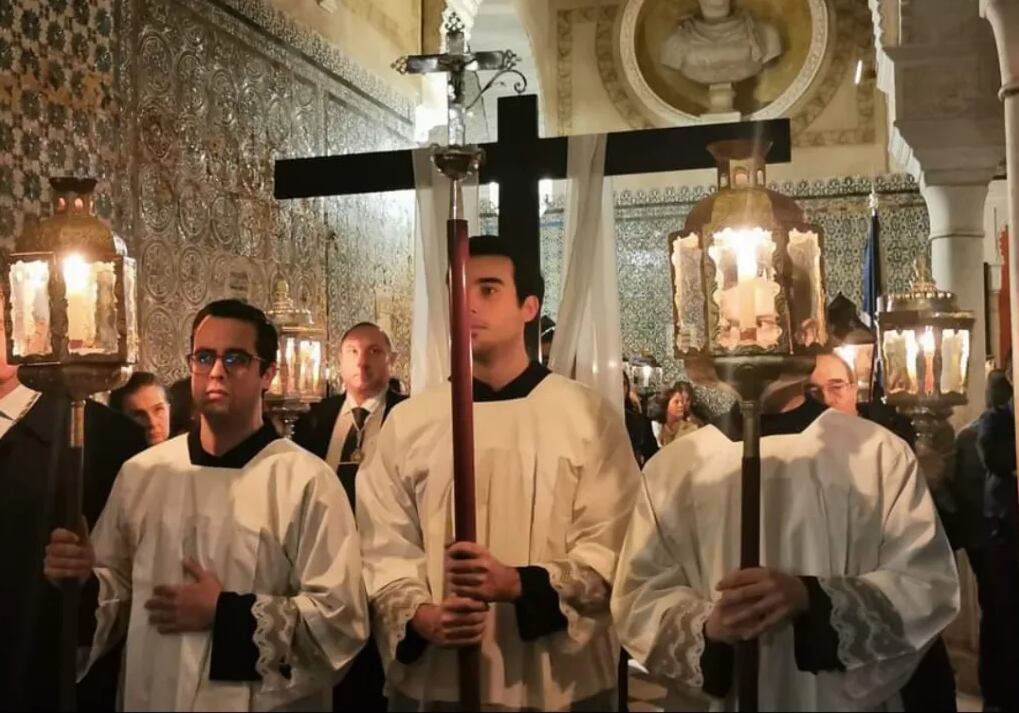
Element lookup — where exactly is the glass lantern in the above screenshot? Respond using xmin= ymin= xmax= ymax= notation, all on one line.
xmin=669 ymin=140 xmax=828 ymax=369
xmin=827 ymin=293 xmax=876 ymax=403
xmin=877 ymin=257 xmax=974 ymax=409
xmin=264 ymin=278 xmax=326 ymax=437
xmin=3 ymin=177 xmax=138 ymax=395
xmin=877 ymin=256 xmax=974 ymax=484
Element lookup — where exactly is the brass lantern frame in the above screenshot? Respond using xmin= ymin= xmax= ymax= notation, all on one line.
xmin=877 ymin=257 xmax=974 ymax=483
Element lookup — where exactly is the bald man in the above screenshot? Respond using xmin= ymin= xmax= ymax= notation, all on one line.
xmin=292 ymin=322 xmax=405 ymax=713
xmin=808 ymin=353 xmax=958 ymax=712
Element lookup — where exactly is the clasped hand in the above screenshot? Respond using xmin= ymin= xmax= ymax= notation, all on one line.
xmin=411 ymin=542 xmax=522 ymax=649
xmin=705 ymin=567 xmax=808 ymax=644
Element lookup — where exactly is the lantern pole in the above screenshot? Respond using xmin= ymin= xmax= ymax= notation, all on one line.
xmin=5 ymin=177 xmax=138 ymax=713
xmin=671 ymin=139 xmax=830 ymax=713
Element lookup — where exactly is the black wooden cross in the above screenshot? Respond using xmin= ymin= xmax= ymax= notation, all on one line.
xmin=274 ymin=94 xmax=791 ymax=352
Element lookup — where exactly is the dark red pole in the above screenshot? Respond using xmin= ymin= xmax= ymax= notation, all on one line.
xmin=448 ymin=205 xmax=480 ymax=710
xmin=737 ymin=399 xmax=761 ymax=713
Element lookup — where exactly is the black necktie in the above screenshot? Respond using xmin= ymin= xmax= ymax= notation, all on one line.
xmin=337 ymin=407 xmax=369 ymax=508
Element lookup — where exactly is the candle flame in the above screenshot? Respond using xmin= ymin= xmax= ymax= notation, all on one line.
xmin=62 ymin=254 xmax=91 ymax=295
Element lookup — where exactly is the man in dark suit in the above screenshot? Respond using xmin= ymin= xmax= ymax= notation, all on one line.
xmin=293 ymin=321 xmax=405 ymax=712
xmin=0 ymin=319 xmax=147 ymax=710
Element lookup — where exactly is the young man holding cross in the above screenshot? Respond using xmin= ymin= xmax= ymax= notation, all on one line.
xmin=43 ymin=299 xmax=369 ymax=711
xmin=356 ymin=236 xmax=640 ymax=710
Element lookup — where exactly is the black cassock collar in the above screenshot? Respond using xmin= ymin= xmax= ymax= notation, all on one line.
xmin=188 ymin=422 xmax=280 ymax=468
xmin=713 ymin=396 xmax=828 ymax=443
xmin=471 ymin=361 xmax=551 ymax=402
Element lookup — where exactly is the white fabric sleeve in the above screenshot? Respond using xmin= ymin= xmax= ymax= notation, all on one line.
xmin=252 ymin=467 xmax=370 ymax=708
xmin=79 ymin=466 xmax=133 ymax=680
xmin=355 ymin=415 xmax=432 ymax=667
xmin=816 ymin=444 xmax=960 ymax=705
xmin=538 ymin=401 xmax=641 ymax=652
xmin=611 ymin=472 xmax=715 ymax=700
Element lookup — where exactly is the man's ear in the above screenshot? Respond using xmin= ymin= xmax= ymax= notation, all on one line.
xmin=521 ymin=295 xmax=540 ymax=323
xmin=261 ymin=362 xmax=278 ymax=390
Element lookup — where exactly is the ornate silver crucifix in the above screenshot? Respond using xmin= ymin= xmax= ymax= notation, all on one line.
xmin=394 ymin=12 xmax=526 ymax=151
xmin=391 ymin=13 xmax=528 ymax=710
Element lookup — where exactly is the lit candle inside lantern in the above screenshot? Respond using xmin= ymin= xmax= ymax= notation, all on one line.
xmin=62 ymin=254 xmax=93 ymax=349
xmin=735 ymin=238 xmax=758 ymax=332
xmin=640 ymin=364 xmax=652 ymax=388
xmin=920 ymin=328 xmax=936 ymax=395
xmin=284 ymin=337 xmax=296 ymax=394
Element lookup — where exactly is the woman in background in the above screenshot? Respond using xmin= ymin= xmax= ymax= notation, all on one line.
xmin=654 ymin=381 xmax=702 ymax=447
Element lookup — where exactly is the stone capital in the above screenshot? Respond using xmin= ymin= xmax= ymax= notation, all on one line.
xmin=919 ymin=181 xmax=990 ymax=241
xmin=981 ymin=0 xmax=1019 ymax=97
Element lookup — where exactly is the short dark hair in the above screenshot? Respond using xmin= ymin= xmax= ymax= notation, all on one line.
xmin=468 ymin=235 xmax=545 ymax=310
xmin=167 ymin=377 xmax=195 ymax=436
xmin=109 ymin=371 xmax=164 ymax=413
xmin=191 ymin=299 xmax=278 ymax=373
xmin=987 ymin=369 xmax=1014 ymax=409
xmin=340 ymin=321 xmax=392 ymax=351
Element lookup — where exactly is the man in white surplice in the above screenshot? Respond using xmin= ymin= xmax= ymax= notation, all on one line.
xmin=357 ymin=236 xmax=640 ymax=711
xmin=611 ymin=372 xmax=960 ymax=711
xmin=44 ymin=299 xmax=369 ymax=711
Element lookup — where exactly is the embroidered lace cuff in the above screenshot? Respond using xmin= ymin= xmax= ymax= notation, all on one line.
xmin=816 ymin=576 xmax=913 ymax=668
xmin=252 ymin=595 xmax=299 ymax=690
xmin=645 ymin=596 xmax=713 ymax=691
xmin=372 ymin=579 xmax=432 ymax=663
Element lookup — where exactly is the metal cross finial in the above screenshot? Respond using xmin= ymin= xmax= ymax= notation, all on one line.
xmin=393 ymin=12 xmax=526 ymax=147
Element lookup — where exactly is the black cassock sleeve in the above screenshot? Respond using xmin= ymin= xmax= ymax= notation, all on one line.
xmin=793 ymin=576 xmax=845 ymax=673
xmin=209 ymin=592 xmax=262 ymax=681
xmin=514 ymin=566 xmax=568 ymax=641
xmin=700 ymin=631 xmax=735 ymax=698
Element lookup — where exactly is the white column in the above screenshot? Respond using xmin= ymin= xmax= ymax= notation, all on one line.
xmin=981 ymin=0 xmax=1019 ymax=491
xmin=922 ymin=181 xmax=990 ymax=427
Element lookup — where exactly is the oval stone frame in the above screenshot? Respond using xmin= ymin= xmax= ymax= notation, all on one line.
xmin=616 ymin=0 xmax=831 ymax=124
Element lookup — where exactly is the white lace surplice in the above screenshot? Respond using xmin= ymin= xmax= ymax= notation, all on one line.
xmin=356 ymin=375 xmax=641 ymax=711
xmin=611 ymin=409 xmax=960 ymax=712
xmin=82 ymin=436 xmax=369 ymax=711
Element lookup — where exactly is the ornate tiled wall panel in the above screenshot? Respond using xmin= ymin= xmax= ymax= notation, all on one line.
xmin=126 ymin=0 xmax=416 ymax=382
xmin=0 ymin=0 xmax=124 ymax=239
xmin=1 ymin=0 xmax=417 ymax=385
xmin=489 ymin=173 xmax=929 ymax=416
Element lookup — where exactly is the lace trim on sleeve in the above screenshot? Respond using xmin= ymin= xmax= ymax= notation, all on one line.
xmin=644 ymin=595 xmax=713 ymax=691
xmin=545 ymin=560 xmax=610 ymax=618
xmin=371 ymin=579 xmax=432 ymax=662
xmin=252 ymin=595 xmax=299 ymax=690
xmin=816 ymin=576 xmax=913 ymax=668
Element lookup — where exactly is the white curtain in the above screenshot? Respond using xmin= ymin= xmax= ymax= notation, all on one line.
xmin=548 ymin=135 xmax=624 ymax=414
xmin=410 ymin=148 xmax=480 ymax=393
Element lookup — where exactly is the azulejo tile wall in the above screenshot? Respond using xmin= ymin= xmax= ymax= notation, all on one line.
xmin=484 ymin=173 xmax=930 ymax=417
xmin=1 ymin=0 xmax=417 ymax=384
xmin=0 ymin=0 xmax=123 ymax=238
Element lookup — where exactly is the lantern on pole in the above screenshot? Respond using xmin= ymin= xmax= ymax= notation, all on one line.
xmin=877 ymin=256 xmax=974 ymax=482
xmin=827 ymin=292 xmax=877 ymax=403
xmin=3 ymin=176 xmax=138 ymax=712
xmin=264 ymin=278 xmax=326 ymax=437
xmin=668 ymin=139 xmax=828 ymax=712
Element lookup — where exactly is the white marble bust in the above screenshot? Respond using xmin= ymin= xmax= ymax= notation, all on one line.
xmin=661 ymin=0 xmax=782 ymax=110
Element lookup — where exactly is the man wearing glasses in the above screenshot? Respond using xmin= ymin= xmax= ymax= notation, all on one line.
xmin=43 ymin=299 xmax=369 ymax=711
xmin=807 ymin=353 xmax=958 ymax=712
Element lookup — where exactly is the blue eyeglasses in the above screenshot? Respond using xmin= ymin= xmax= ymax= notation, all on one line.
xmin=187 ymin=349 xmax=264 ymax=374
